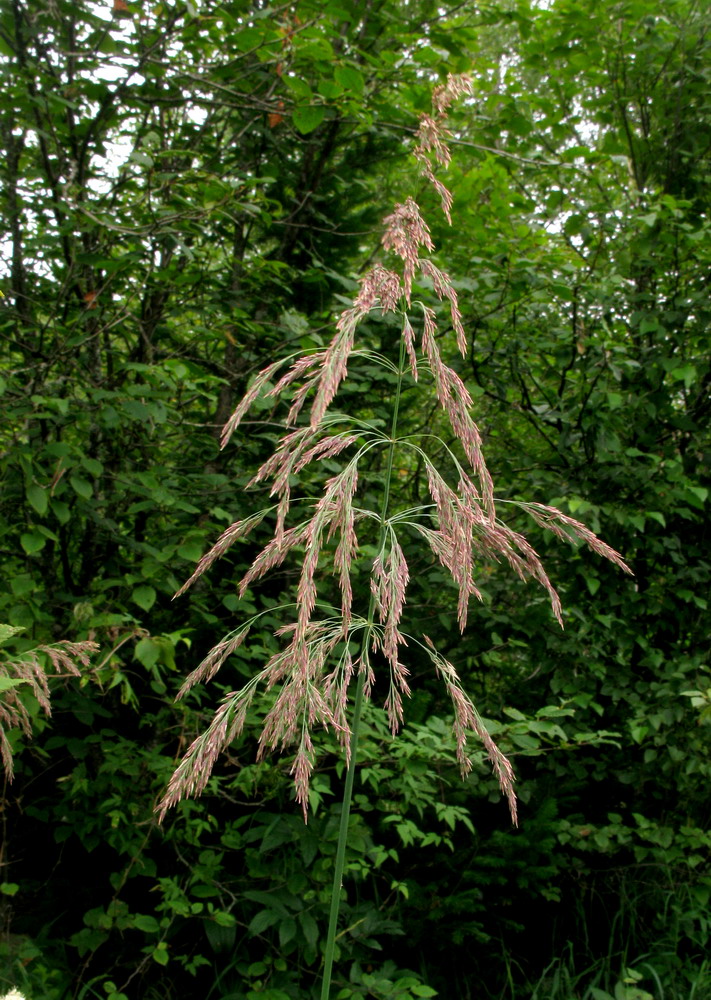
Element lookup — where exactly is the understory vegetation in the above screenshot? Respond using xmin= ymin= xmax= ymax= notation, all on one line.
xmin=0 ymin=0 xmax=709 ymax=998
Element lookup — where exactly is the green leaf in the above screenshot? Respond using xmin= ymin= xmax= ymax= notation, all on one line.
xmin=70 ymin=475 xmax=93 ymax=500
xmin=669 ymin=363 xmax=697 ymax=389
xmin=20 ymin=531 xmax=45 ymax=555
xmin=129 ymin=150 xmax=154 ymax=168
xmin=248 ymin=909 xmax=280 ymax=935
xmin=177 ymin=540 xmax=204 ymax=561
xmin=192 ymin=884 xmax=220 ymax=899
xmin=0 ymin=882 xmax=20 ymax=896
xmin=686 ymin=485 xmax=708 ymax=506
xmin=51 ymin=500 xmax=70 ymax=524
xmin=133 ymin=914 xmax=160 ymax=933
xmin=131 ymin=586 xmax=156 ymax=612
xmin=151 ymin=943 xmax=169 ymax=966
xmin=134 ymin=637 xmax=161 ymax=669
xmin=26 ymin=484 xmax=48 ymax=515
xmin=283 ymin=76 xmax=312 ymax=100
xmin=292 ymin=105 xmax=326 ymax=134
xmin=318 ymin=79 xmax=344 ymax=99
xmin=0 ymin=624 xmax=25 ymax=647
xmin=81 ymin=457 xmax=104 ymax=477
xmin=10 ymin=575 xmax=34 ymax=598
xmin=234 ymin=26 xmax=264 ymax=51
xmin=334 ymin=65 xmax=364 ymax=93
xmin=298 ymin=910 xmax=318 ymax=947
xmin=0 ymin=676 xmax=30 ymax=692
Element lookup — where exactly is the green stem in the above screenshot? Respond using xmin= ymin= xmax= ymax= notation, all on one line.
xmin=320 ymin=334 xmax=408 ymax=1000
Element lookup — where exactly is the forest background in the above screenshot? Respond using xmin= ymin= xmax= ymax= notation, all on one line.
xmin=0 ymin=0 xmax=709 ymax=998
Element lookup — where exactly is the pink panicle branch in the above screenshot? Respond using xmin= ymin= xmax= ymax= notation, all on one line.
xmin=423 ymin=635 xmax=517 ymax=825
xmin=0 ymin=638 xmax=98 ymax=781
xmin=160 ymin=73 xmax=631 ymax=827
xmin=414 ymin=73 xmax=474 ymax=224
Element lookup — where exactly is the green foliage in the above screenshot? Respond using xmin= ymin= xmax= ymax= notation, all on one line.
xmin=0 ymin=0 xmax=709 ymax=997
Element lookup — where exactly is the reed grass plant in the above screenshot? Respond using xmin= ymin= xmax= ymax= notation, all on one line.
xmin=159 ymin=75 xmax=632 ymax=999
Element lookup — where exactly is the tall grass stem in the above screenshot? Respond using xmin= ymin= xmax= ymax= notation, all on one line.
xmin=319 ymin=337 xmax=408 ymax=1000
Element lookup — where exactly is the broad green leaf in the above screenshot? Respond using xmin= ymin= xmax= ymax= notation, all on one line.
xmin=0 ymin=624 xmax=25 ymax=647
xmin=70 ymin=476 xmax=93 ymax=500
xmin=0 ymin=676 xmax=30 ymax=692
xmin=687 ymin=485 xmax=708 ymax=505
xmin=177 ymin=540 xmax=204 ymax=562
xmin=234 ymin=26 xmax=264 ymax=51
xmin=10 ymin=575 xmax=34 ymax=597
xmin=81 ymin=457 xmax=104 ymax=477
xmin=283 ymin=76 xmax=312 ymax=100
xmin=26 ymin=484 xmax=48 ymax=515
xmin=129 ymin=150 xmax=154 ymax=168
xmin=133 ymin=914 xmax=160 ymax=933
xmin=151 ymin=944 xmax=169 ymax=966
xmin=334 ymin=65 xmax=364 ymax=93
xmin=51 ymin=500 xmax=70 ymax=524
xmin=298 ymin=910 xmax=318 ymax=947
xmin=134 ymin=637 xmax=161 ymax=669
xmin=669 ymin=363 xmax=697 ymax=388
xmin=318 ymin=79 xmax=344 ymax=99
xmin=131 ymin=586 xmax=156 ymax=612
xmin=20 ymin=532 xmax=45 ymax=555
xmin=292 ymin=105 xmax=326 ymax=134
xmin=248 ymin=909 xmax=280 ymax=935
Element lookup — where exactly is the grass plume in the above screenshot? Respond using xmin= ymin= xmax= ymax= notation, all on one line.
xmin=159 ymin=74 xmax=631 ymax=830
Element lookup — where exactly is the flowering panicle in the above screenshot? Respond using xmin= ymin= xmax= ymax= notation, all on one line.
xmin=160 ymin=73 xmax=631 ymax=827
xmin=238 ymin=522 xmax=310 ymax=597
xmin=174 ymin=510 xmax=270 ymax=600
xmin=422 ymin=457 xmax=483 ymax=630
xmin=158 ymin=616 xmax=361 ymax=823
xmin=255 ymin=618 xmax=352 ymax=819
xmin=176 ymin=625 xmax=251 ymax=699
xmin=294 ymin=461 xmax=359 ymax=652
xmin=291 ymin=731 xmax=316 ymax=819
xmin=419 ymin=319 xmax=495 ymax=515
xmin=382 ymin=198 xmax=434 ymax=305
xmin=418 ymin=259 xmax=467 ymax=357
xmin=370 ymin=530 xmax=412 ymax=734
xmin=220 ymin=358 xmax=285 ymax=449
xmin=0 ymin=638 xmax=98 ymax=780
xmin=158 ymin=679 xmax=260 ymax=816
xmin=521 ymin=502 xmax=633 ymax=575
xmin=414 ymin=73 xmax=474 ymax=223
xmin=310 ymin=266 xmax=401 ymax=433
xmin=402 ymin=315 xmax=418 ymax=381
xmin=247 ymin=426 xmax=359 ymax=547
xmin=323 ymin=642 xmax=355 ymax=754
xmin=423 ymin=635 xmax=517 ymax=825
xmin=479 ymin=518 xmax=564 ymax=628
xmin=330 ymin=464 xmax=360 ymax=634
